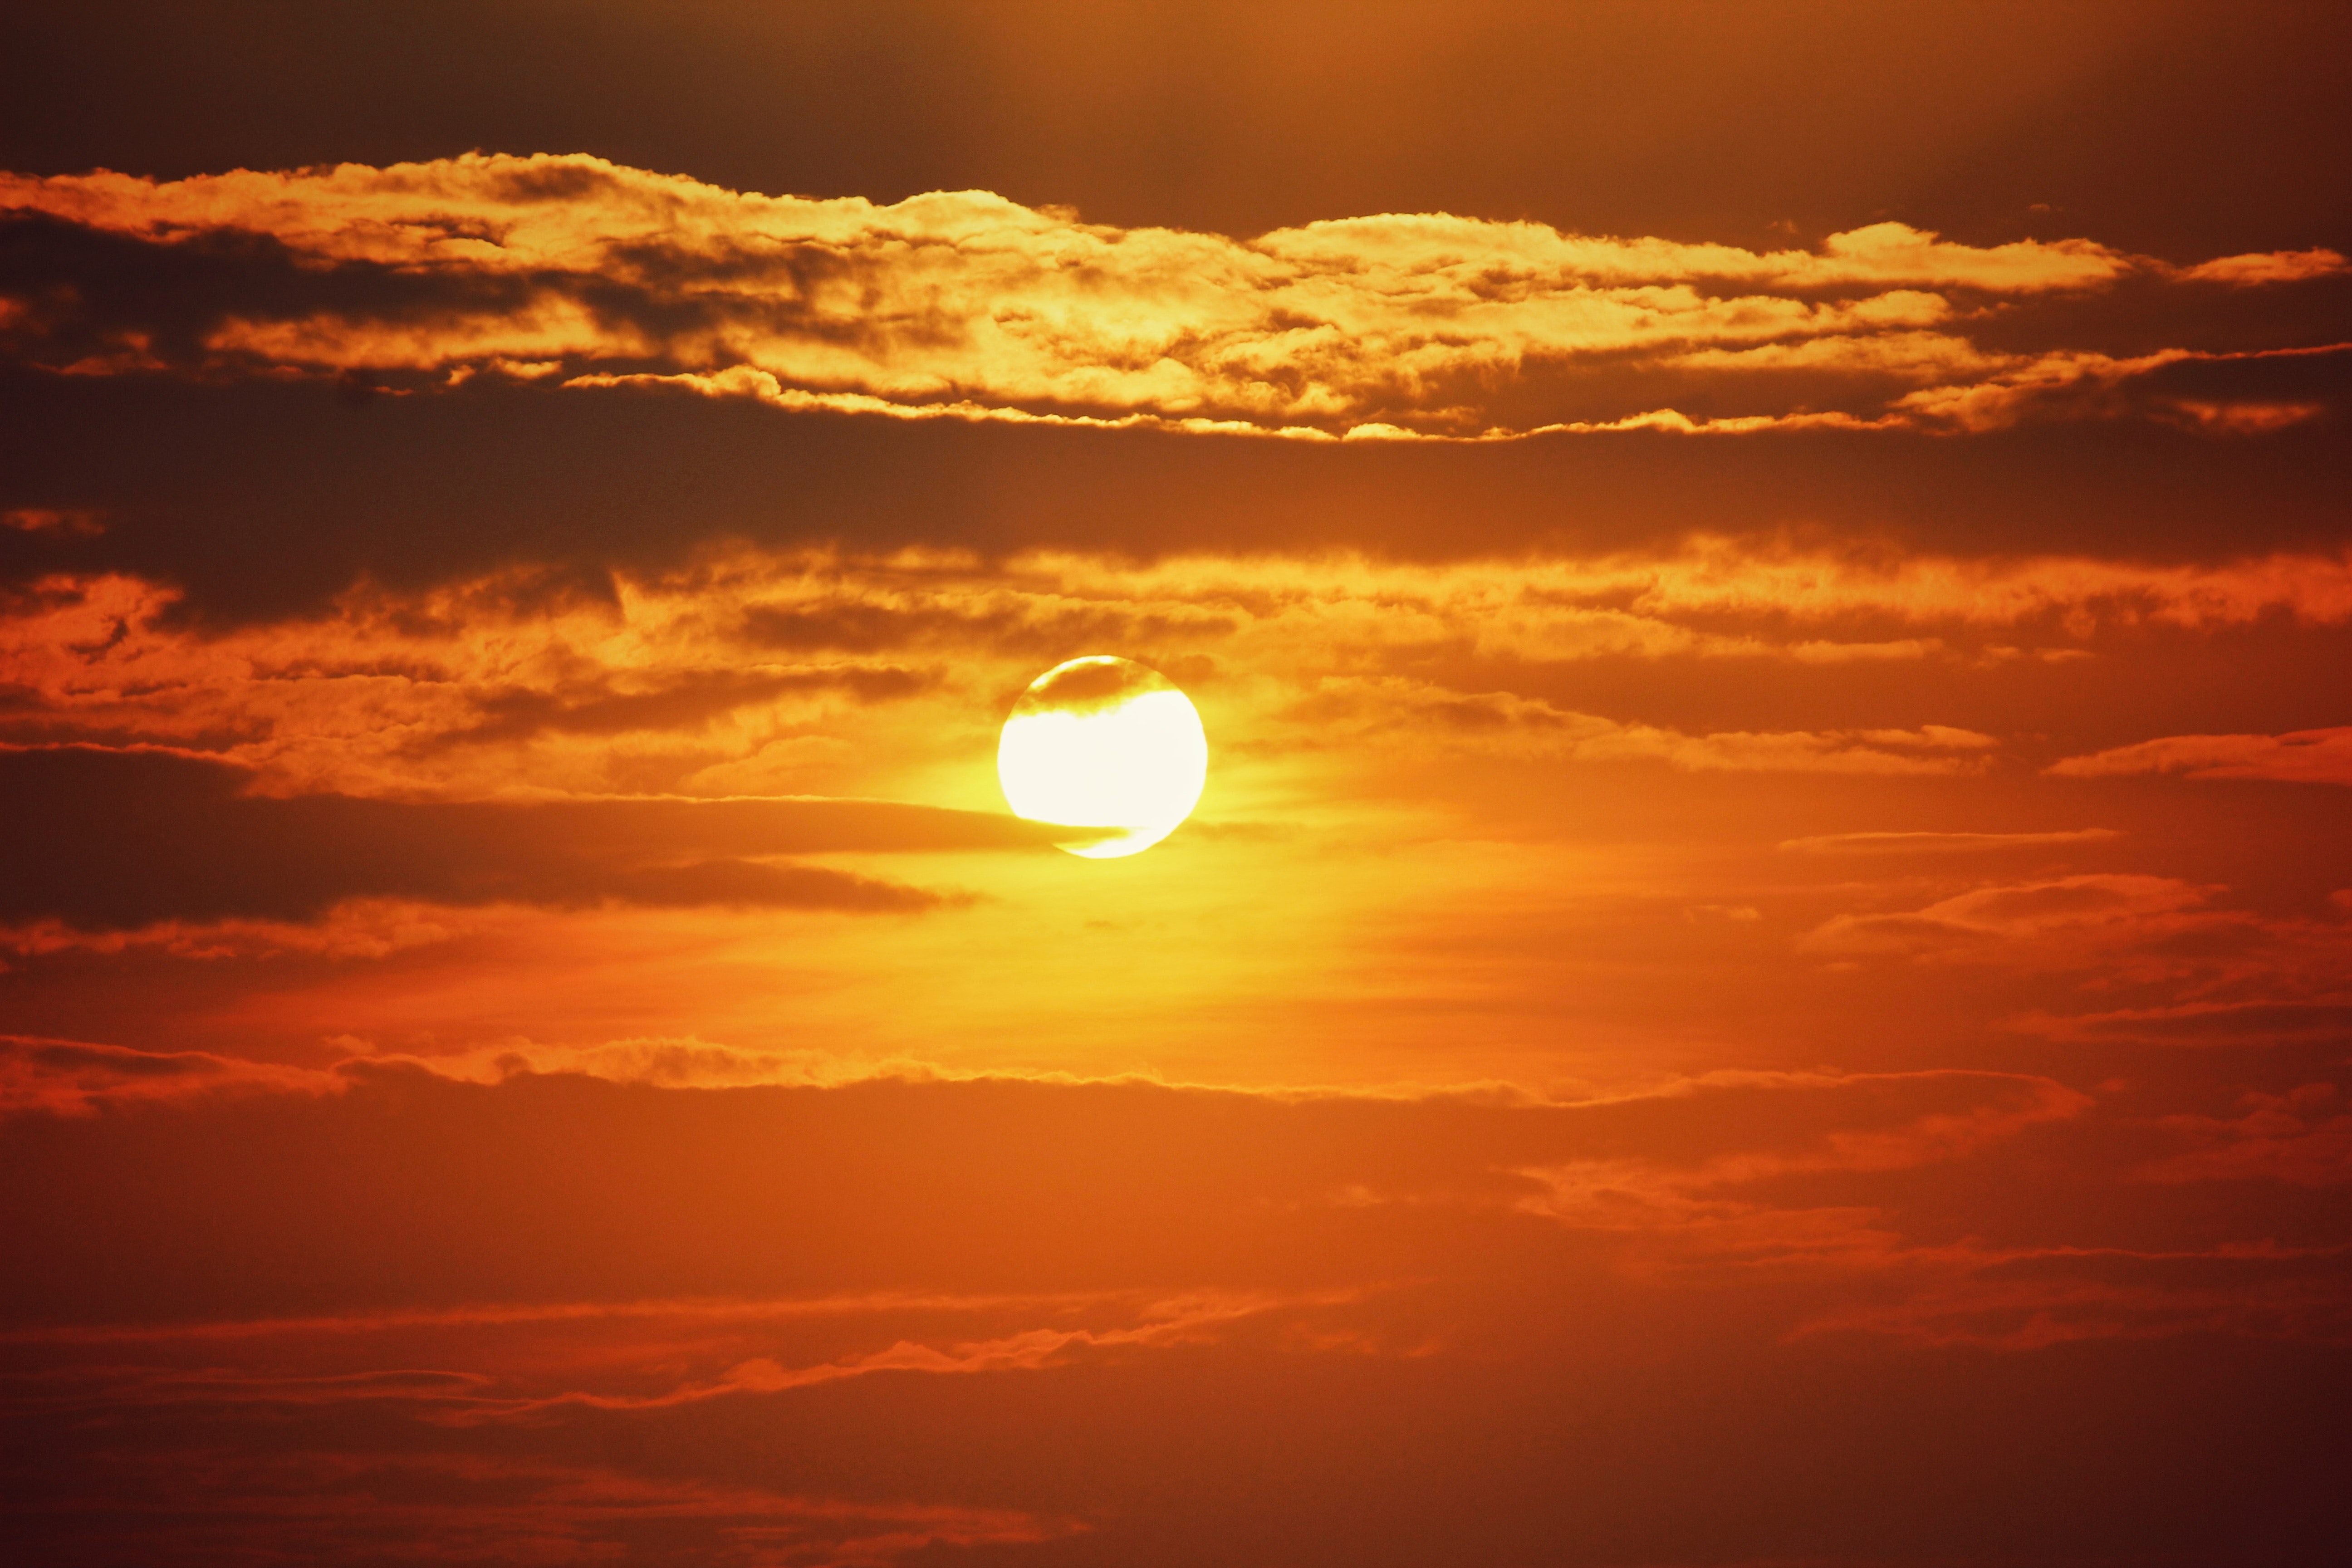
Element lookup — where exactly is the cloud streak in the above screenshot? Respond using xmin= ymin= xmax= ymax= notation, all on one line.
xmin=0 ymin=745 xmax=1082 ymax=932
xmin=2049 ymin=726 xmax=2352 ymax=785
xmin=0 ymin=1034 xmax=341 ymax=1115
xmin=3 ymin=1450 xmax=1073 ymax=1568
xmin=1779 ymin=828 xmax=2122 ymax=855
xmin=1284 ymin=676 xmax=1999 ymax=773
xmin=1789 ymin=1241 xmax=2352 ymax=1350
xmin=4 ymin=1287 xmax=1357 ymax=1424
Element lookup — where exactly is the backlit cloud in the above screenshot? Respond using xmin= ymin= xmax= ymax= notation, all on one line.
xmin=0 ymin=1034 xmax=340 ymax=1116
xmin=1797 ymin=874 xmax=2235 ymax=961
xmin=0 ymin=746 xmax=1058 ymax=932
xmin=4 ymin=154 xmax=2341 ymax=438
xmin=2143 ymin=1084 xmax=2352 ymax=1185
xmin=2049 ymin=726 xmax=2352 ymax=785
xmin=1779 ymin=828 xmax=2122 ymax=855
xmin=1789 ymin=1240 xmax=2352 ymax=1349
xmin=10 ymin=542 xmax=2349 ymax=807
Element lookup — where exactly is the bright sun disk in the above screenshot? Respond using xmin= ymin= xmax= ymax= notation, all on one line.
xmin=997 ymin=656 xmax=1208 ymax=858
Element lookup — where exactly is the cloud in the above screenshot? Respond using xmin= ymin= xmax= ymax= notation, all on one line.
xmin=7 ymin=1050 xmax=2341 ymax=1568
xmin=2142 ymin=1084 xmax=2352 ymax=1185
xmin=0 ymin=745 xmax=1074 ymax=931
xmin=1514 ymin=1069 xmax=2091 ymax=1200
xmin=2157 ymin=397 xmax=2329 ymax=434
xmin=2 ymin=1450 xmax=1074 ymax=1568
xmin=1790 ymin=1240 xmax=2352 ymax=1350
xmin=0 ymin=1287 xmax=1144 ymax=1345
xmin=2 ymin=506 xmax=101 ymax=535
xmin=1008 ymin=541 xmax=2352 ymax=643
xmin=1880 ymin=343 xmax=2347 ymax=434
xmin=3 ymin=154 xmax=2339 ymax=439
xmin=427 ymin=665 xmax=937 ymax=750
xmin=1779 ymin=828 xmax=2121 ymax=855
xmin=1797 ymin=874 xmax=2230 ymax=961
xmin=2174 ymin=249 xmax=2350 ymax=286
xmin=2016 ymin=999 xmax=2352 ymax=1049
xmin=29 ymin=539 xmax=2352 ymax=804
xmin=9 ymin=1287 xmax=1354 ymax=1423
xmin=1279 ymin=677 xmax=1996 ymax=773
xmin=4 ymin=1063 xmax=2180 ymax=1412
xmin=0 ymin=1033 xmax=340 ymax=1115
xmin=2048 ymin=726 xmax=2352 ymax=785
xmin=458 ymin=1289 xmax=1356 ymax=1424
xmin=1496 ymin=1070 xmax=2352 ymax=1351
xmin=0 ymin=1025 xmax=985 ymax=1119
xmin=0 ymin=1063 xmax=2094 ymax=1312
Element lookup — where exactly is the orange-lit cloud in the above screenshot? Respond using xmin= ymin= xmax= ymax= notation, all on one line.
xmin=2143 ymin=1084 xmax=2352 ymax=1185
xmin=1789 ymin=1240 xmax=2352 ymax=1349
xmin=2049 ymin=726 xmax=2352 ymax=785
xmin=1797 ymin=874 xmax=2232 ymax=962
xmin=1780 ymin=828 xmax=2122 ymax=855
xmin=2014 ymin=997 xmax=2352 ymax=1049
xmin=1275 ymin=678 xmax=1995 ymax=774
xmin=0 ymin=1033 xmax=340 ymax=1115
xmin=2175 ymin=249 xmax=2350 ymax=286
xmin=10 ymin=1284 xmax=1362 ymax=1422
xmin=4 ymin=154 xmax=2341 ymax=438
xmin=9 ymin=542 xmax=2349 ymax=808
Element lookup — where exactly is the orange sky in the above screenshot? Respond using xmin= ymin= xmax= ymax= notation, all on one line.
xmin=4 ymin=5 xmax=2349 ymax=1565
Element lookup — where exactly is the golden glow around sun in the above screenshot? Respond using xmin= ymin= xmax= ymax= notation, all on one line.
xmin=997 ymin=657 xmax=1209 ymax=858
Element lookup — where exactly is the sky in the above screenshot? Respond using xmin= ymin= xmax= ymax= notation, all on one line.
xmin=2 ymin=4 xmax=2348 ymax=1563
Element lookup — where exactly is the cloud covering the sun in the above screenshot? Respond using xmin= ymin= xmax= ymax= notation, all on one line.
xmin=3 ymin=153 xmax=2344 ymax=439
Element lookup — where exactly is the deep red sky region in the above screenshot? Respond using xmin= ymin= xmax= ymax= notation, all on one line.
xmin=3 ymin=5 xmax=2349 ymax=1565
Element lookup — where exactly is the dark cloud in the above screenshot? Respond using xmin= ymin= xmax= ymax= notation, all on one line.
xmin=0 ymin=208 xmax=930 ymax=384
xmin=16 ymin=1038 xmax=225 ymax=1079
xmin=0 ymin=747 xmax=1080 ymax=928
xmin=739 ymin=600 xmax=1234 ymax=662
xmin=0 ymin=212 xmax=542 ymax=373
xmin=2 ymin=368 xmax=2346 ymax=628
xmin=429 ymin=666 xmax=935 ymax=750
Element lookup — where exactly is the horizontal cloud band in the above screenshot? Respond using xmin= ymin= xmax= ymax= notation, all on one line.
xmin=0 ymin=746 xmax=1091 ymax=929
xmin=3 ymin=153 xmax=2343 ymax=438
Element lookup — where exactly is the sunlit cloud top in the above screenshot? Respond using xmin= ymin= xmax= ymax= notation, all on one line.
xmin=4 ymin=153 xmax=2342 ymax=438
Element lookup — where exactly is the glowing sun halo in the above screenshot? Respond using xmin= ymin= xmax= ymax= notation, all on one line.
xmin=998 ymin=657 xmax=1208 ymax=858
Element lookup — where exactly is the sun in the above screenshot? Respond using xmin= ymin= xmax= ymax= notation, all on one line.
xmin=997 ymin=657 xmax=1209 ymax=858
